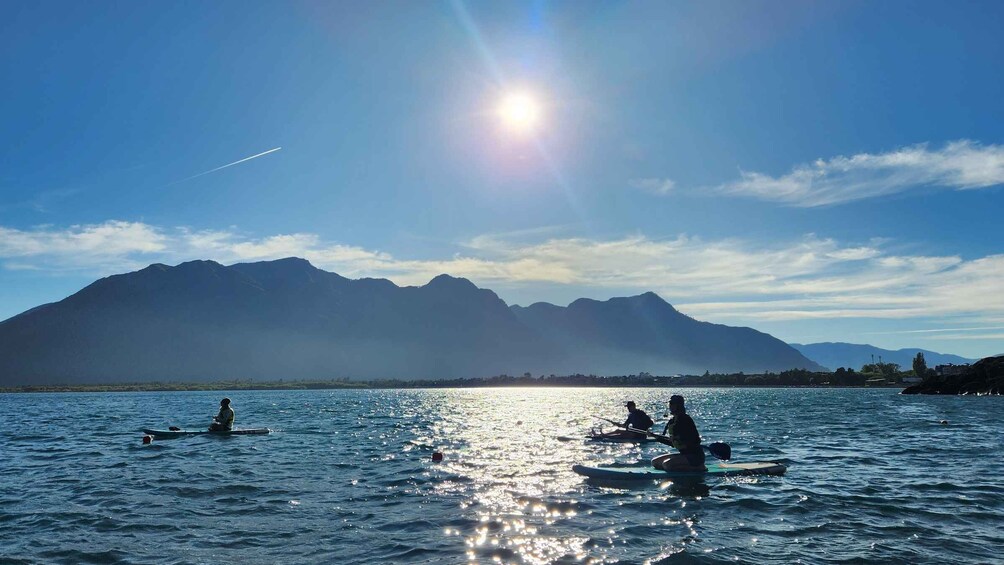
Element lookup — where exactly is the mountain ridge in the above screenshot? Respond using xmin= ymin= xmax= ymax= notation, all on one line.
xmin=1 ymin=257 xmax=826 ymax=385
xmin=790 ymin=342 xmax=975 ymax=372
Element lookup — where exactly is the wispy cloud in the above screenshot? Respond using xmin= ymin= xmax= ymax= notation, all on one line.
xmin=926 ymin=333 xmax=1004 ymax=341
xmin=629 ymin=178 xmax=676 ymax=195
xmin=715 ymin=140 xmax=1004 ymax=207
xmin=167 ymin=147 xmax=282 ymax=186
xmin=863 ymin=326 xmax=1004 ymax=335
xmin=463 ymin=224 xmax=573 ymax=248
xmin=0 ymin=188 xmax=84 ymax=214
xmin=0 ymin=221 xmax=167 ymax=272
xmin=2 ymin=221 xmax=1004 ymax=329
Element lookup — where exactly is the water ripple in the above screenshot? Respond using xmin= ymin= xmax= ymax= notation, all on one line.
xmin=0 ymin=388 xmax=1001 ymax=563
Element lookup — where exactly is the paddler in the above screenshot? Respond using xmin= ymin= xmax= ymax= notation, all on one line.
xmin=209 ymin=397 xmax=234 ymax=431
xmin=623 ymin=401 xmax=654 ymax=435
xmin=598 ymin=401 xmax=654 ymax=439
xmin=651 ymin=395 xmax=706 ymax=471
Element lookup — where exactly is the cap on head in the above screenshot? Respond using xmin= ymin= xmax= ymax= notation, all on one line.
xmin=221 ymin=398 xmax=231 ymax=406
xmin=625 ymin=401 xmax=636 ymax=408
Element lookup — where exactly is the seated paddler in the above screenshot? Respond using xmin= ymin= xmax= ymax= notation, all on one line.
xmin=597 ymin=401 xmax=654 ymax=439
xmin=209 ymin=397 xmax=234 ymax=431
xmin=651 ymin=394 xmax=707 ymax=471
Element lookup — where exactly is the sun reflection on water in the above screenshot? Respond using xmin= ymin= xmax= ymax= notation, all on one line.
xmin=413 ymin=388 xmax=708 ymax=564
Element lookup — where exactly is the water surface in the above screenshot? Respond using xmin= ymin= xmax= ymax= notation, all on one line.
xmin=1 ymin=388 xmax=1000 ymax=564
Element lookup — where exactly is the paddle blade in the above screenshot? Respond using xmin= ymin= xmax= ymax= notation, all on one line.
xmin=706 ymin=442 xmax=732 ymax=461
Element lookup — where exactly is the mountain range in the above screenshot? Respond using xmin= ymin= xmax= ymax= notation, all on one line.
xmin=789 ymin=342 xmax=974 ymax=372
xmin=0 ymin=257 xmax=826 ymax=386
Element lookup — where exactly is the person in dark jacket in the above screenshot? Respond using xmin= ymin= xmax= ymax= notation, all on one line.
xmin=208 ymin=398 xmax=234 ymax=431
xmin=596 ymin=401 xmax=654 ymax=439
xmin=651 ymin=395 xmax=706 ymax=471
xmin=622 ymin=401 xmax=654 ymax=433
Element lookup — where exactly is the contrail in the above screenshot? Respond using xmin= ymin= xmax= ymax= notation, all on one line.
xmin=167 ymin=147 xmax=282 ymax=186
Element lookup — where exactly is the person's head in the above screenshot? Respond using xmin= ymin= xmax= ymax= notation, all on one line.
xmin=669 ymin=394 xmax=686 ymax=415
xmin=625 ymin=400 xmax=637 ymax=412
xmin=221 ymin=397 xmax=231 ymax=407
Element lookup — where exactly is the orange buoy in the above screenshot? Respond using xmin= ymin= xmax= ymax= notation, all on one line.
xmin=432 ymin=452 xmax=444 ymax=462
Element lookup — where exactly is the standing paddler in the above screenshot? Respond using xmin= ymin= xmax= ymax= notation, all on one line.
xmin=209 ymin=397 xmax=234 ymax=431
xmin=650 ymin=395 xmax=707 ymax=471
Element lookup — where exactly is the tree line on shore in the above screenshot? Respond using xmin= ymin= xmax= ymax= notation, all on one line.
xmin=4 ymin=356 xmax=935 ymax=392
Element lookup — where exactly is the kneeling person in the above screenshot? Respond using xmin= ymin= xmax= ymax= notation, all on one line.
xmin=652 ymin=395 xmax=706 ymax=471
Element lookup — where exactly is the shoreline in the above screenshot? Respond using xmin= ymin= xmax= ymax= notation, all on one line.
xmin=0 ymin=381 xmax=907 ymax=393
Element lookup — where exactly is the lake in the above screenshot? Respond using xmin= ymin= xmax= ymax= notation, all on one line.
xmin=1 ymin=388 xmax=1001 ymax=564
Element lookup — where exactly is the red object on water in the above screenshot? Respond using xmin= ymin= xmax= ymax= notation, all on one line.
xmin=142 ymin=435 xmax=153 ymax=444
xmin=432 ymin=452 xmax=444 ymax=462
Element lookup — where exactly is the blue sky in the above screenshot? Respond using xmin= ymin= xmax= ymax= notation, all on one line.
xmin=2 ymin=1 xmax=1003 ymax=359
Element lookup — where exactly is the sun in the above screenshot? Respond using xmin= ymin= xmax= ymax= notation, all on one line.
xmin=497 ymin=92 xmax=541 ymax=134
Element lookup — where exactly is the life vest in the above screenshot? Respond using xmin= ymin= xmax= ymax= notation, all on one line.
xmin=663 ymin=417 xmax=697 ymax=451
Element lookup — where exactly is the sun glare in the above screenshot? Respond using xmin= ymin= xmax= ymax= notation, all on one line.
xmin=498 ymin=92 xmax=541 ymax=134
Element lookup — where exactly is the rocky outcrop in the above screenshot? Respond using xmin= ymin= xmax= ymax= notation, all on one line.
xmin=902 ymin=355 xmax=1004 ymax=395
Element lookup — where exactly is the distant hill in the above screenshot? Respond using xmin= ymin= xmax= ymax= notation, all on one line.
xmin=0 ymin=258 xmax=823 ymax=386
xmin=511 ymin=293 xmax=820 ymax=375
xmin=790 ymin=342 xmax=975 ymax=372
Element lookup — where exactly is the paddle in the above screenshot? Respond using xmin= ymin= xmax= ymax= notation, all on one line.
xmin=592 ymin=414 xmax=662 ymax=441
xmin=628 ymin=426 xmax=732 ymax=461
xmin=593 ymin=415 xmax=625 ymax=428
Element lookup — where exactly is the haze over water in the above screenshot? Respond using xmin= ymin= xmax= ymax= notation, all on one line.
xmin=1 ymin=388 xmax=1000 ymax=564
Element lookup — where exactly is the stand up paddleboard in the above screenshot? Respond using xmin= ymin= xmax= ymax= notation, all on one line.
xmin=589 ymin=434 xmax=658 ymax=444
xmin=142 ymin=428 xmax=271 ymax=439
xmin=572 ymin=461 xmax=786 ymax=480
xmin=557 ymin=433 xmax=658 ymax=444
